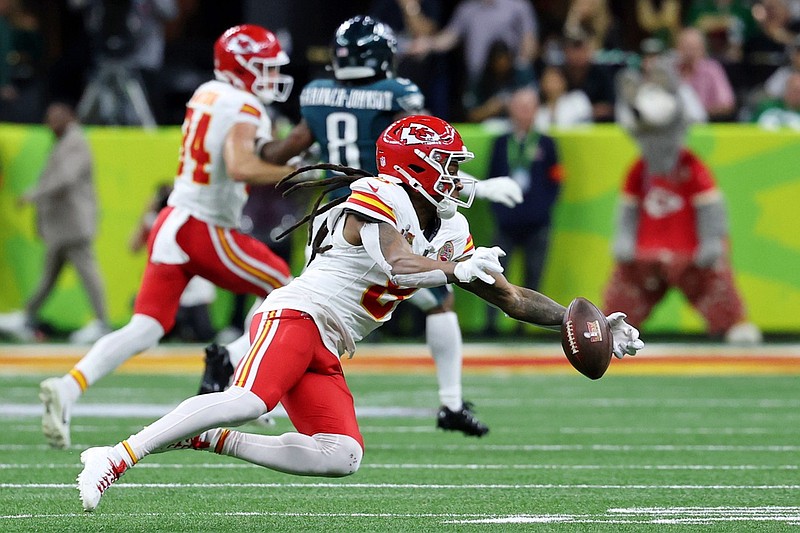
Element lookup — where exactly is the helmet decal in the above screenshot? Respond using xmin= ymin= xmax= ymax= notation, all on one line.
xmin=397 ymin=122 xmax=456 ymax=146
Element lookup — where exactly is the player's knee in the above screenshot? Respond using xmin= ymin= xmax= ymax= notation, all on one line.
xmin=312 ymin=433 xmax=363 ymax=477
xmin=220 ymin=386 xmax=269 ymax=421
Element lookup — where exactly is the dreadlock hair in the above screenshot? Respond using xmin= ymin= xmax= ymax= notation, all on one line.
xmin=275 ymin=163 xmax=375 ymax=264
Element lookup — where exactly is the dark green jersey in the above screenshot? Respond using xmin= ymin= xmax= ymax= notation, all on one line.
xmin=299 ymin=77 xmax=425 ymax=174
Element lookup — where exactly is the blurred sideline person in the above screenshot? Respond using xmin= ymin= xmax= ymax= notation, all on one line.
xmin=484 ymin=88 xmax=563 ymax=336
xmin=203 ymin=15 xmax=524 ymax=437
xmin=76 ymin=115 xmax=644 ymax=512
xmin=0 ymin=102 xmax=110 ymax=344
xmin=38 ymin=24 xmax=296 ymax=449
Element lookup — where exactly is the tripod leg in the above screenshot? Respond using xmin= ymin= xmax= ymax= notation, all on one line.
xmin=123 ymin=75 xmax=157 ymax=129
xmin=77 ymin=71 xmax=110 ymax=124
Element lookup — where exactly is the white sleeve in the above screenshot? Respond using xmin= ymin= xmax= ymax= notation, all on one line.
xmin=360 ymin=221 xmax=448 ymax=288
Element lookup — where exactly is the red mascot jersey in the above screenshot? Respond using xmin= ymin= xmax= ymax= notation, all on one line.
xmin=622 ymin=149 xmax=718 ymax=257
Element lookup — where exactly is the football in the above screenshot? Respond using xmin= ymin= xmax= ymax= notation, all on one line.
xmin=561 ymin=297 xmax=613 ymax=380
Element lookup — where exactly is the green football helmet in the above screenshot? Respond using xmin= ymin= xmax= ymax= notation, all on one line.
xmin=331 ymin=15 xmax=397 ymax=80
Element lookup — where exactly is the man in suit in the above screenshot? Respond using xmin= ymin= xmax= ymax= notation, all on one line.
xmin=0 ymin=102 xmax=110 ymax=343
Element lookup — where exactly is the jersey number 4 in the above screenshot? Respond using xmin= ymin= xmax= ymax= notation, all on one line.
xmin=177 ymin=108 xmax=212 ymax=184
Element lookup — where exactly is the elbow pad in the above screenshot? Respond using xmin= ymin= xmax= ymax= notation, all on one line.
xmin=360 ymin=222 xmax=394 ymax=276
xmin=390 ymin=270 xmax=448 ymax=289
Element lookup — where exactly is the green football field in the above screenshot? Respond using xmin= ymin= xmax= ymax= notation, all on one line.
xmin=1 ymin=344 xmax=799 ymax=532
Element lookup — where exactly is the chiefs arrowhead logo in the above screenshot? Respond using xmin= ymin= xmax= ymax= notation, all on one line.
xmin=229 ymin=35 xmax=261 ymax=54
xmin=397 ymin=123 xmax=454 ymax=145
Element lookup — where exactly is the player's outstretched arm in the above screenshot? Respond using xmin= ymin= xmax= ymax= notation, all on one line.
xmin=456 ymin=273 xmax=565 ymax=331
xmin=257 ymin=120 xmax=315 ymax=165
xmin=224 ymin=122 xmax=295 ymax=184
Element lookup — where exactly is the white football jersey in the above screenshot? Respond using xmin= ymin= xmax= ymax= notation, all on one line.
xmin=168 ymin=80 xmax=273 ymax=228
xmin=261 ymin=176 xmax=475 ymax=357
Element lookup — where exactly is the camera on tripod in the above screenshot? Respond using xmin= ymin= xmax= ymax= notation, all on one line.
xmin=87 ymin=0 xmax=139 ymax=61
xmin=77 ymin=0 xmax=157 ymax=127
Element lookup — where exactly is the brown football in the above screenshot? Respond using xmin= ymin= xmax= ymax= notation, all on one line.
xmin=561 ymin=297 xmax=613 ymax=380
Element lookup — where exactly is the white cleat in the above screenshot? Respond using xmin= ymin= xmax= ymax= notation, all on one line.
xmin=68 ymin=319 xmax=111 ymax=345
xmin=39 ymin=378 xmax=72 ymax=449
xmin=725 ymin=322 xmax=763 ymax=346
xmin=0 ymin=310 xmax=36 ymax=341
xmin=77 ymin=446 xmax=127 ymax=512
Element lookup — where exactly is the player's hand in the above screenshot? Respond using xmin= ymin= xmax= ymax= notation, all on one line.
xmin=474 ymin=177 xmax=523 ymax=208
xmin=287 ymin=147 xmax=320 ymax=171
xmin=606 ymin=312 xmax=644 ymax=359
xmin=454 ymin=246 xmax=505 ymax=284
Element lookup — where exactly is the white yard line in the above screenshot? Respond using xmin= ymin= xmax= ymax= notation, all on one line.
xmin=3 ymin=482 xmax=800 ymax=489
xmin=0 ymin=462 xmax=797 ymax=471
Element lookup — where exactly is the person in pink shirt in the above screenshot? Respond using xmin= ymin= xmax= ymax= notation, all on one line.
xmin=676 ymin=27 xmax=736 ymax=121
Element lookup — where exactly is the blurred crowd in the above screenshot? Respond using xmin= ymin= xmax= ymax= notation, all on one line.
xmin=1 ymin=0 xmax=799 ymax=129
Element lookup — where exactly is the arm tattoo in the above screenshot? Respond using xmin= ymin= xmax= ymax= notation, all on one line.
xmin=459 ymin=282 xmax=565 ymax=330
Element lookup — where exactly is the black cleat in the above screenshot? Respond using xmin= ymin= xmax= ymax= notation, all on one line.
xmin=436 ymin=401 xmax=489 ymax=437
xmin=198 ymin=343 xmax=234 ymax=395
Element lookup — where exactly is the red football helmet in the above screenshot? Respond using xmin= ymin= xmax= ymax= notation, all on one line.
xmin=376 ymin=115 xmax=476 ymax=214
xmin=213 ymin=25 xmax=293 ymax=104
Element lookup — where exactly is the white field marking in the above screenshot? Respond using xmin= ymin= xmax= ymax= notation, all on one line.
xmin=2 ymin=482 xmax=800 ymax=490
xmin=7 ymin=418 xmax=786 ymax=436
xmin=3 ymin=508 xmax=800 ymax=525
xmin=1 ymin=462 xmax=797 ymax=472
xmin=522 ymin=398 xmax=800 ymax=408
xmin=3 ymin=442 xmax=800 ymax=453
xmin=448 ymin=507 xmax=800 ymax=525
xmin=4 ymin=423 xmax=438 ymax=434
xmin=0 ymin=511 xmax=515 ymax=520
xmin=560 ymin=426 xmax=782 ymax=435
xmin=12 ymin=422 xmax=787 ymax=437
xmin=4 ymin=396 xmax=800 ymax=419
xmin=3 ymin=340 xmax=799 ymax=357
xmin=0 ymin=403 xmax=433 ymax=419
xmin=370 ymin=443 xmax=800 ymax=452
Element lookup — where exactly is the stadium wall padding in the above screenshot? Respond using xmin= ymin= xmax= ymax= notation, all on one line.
xmin=1 ymin=123 xmax=797 ymax=334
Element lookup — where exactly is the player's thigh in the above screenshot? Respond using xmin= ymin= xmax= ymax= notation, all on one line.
xmin=281 ymin=365 xmax=363 ymax=449
xmin=133 ymin=261 xmax=192 ymax=331
xmin=233 ymin=310 xmax=318 ymax=410
xmin=180 ymin=220 xmax=291 ymax=297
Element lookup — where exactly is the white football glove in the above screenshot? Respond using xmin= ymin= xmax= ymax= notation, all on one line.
xmin=453 ymin=246 xmax=506 ymax=284
xmin=474 ymin=177 xmax=524 ymax=208
xmin=606 ymin=312 xmax=645 ymax=359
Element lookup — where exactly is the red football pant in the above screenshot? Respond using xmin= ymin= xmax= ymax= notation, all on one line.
xmin=603 ymin=258 xmax=746 ymax=335
xmin=134 ymin=206 xmax=291 ymax=332
xmin=234 ymin=309 xmax=364 ymax=449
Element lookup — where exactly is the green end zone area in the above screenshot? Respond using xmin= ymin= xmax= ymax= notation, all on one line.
xmin=1 ymin=357 xmax=798 ymax=532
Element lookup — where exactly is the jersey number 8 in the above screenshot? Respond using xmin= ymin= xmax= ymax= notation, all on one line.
xmin=325 ymin=112 xmax=361 ymax=169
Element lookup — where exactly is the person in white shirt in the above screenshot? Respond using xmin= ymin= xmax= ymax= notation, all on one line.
xmin=535 ymin=63 xmax=593 ymax=131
